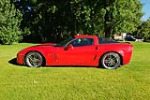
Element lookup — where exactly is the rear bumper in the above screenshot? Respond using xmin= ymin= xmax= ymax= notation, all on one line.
xmin=123 ymin=45 xmax=133 ymax=65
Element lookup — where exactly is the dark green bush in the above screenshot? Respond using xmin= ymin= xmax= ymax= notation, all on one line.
xmin=0 ymin=0 xmax=23 ymax=44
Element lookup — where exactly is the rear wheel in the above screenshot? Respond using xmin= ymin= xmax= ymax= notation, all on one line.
xmin=101 ymin=52 xmax=120 ymax=69
xmin=25 ymin=51 xmax=43 ymax=67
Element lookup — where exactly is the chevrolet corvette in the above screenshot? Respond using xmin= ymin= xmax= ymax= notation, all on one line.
xmin=17 ymin=35 xmax=133 ymax=69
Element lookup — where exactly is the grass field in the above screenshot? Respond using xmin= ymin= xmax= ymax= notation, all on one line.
xmin=0 ymin=42 xmax=150 ymax=100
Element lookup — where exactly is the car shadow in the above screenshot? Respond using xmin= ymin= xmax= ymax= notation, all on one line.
xmin=9 ymin=58 xmax=19 ymax=66
xmin=8 ymin=58 xmax=104 ymax=69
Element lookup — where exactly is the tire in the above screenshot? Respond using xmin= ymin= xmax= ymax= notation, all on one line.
xmin=25 ymin=51 xmax=43 ymax=67
xmin=101 ymin=52 xmax=120 ymax=69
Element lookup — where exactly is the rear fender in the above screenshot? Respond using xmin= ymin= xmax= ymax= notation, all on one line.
xmin=98 ymin=50 xmax=124 ymax=66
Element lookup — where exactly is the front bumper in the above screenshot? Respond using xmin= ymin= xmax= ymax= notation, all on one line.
xmin=17 ymin=53 xmax=24 ymax=65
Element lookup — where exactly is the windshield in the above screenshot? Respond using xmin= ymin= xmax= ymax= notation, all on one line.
xmin=54 ymin=37 xmax=73 ymax=47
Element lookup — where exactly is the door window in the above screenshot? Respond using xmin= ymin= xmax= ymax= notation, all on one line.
xmin=69 ymin=38 xmax=93 ymax=47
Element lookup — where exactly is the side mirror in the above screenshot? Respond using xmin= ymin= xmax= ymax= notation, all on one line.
xmin=64 ymin=44 xmax=74 ymax=50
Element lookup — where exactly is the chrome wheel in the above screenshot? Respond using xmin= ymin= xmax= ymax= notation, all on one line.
xmin=101 ymin=52 xmax=120 ymax=69
xmin=25 ymin=52 xmax=43 ymax=67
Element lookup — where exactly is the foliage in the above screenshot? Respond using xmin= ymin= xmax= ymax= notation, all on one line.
xmin=0 ymin=42 xmax=150 ymax=99
xmin=0 ymin=0 xmax=143 ymax=44
xmin=19 ymin=0 xmax=143 ymax=42
xmin=103 ymin=0 xmax=143 ymax=38
xmin=0 ymin=0 xmax=23 ymax=44
xmin=135 ymin=18 xmax=150 ymax=41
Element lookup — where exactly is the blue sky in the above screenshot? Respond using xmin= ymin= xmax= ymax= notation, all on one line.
xmin=139 ymin=0 xmax=150 ymax=21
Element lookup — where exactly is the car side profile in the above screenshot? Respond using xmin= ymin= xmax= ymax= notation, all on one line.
xmin=17 ymin=35 xmax=133 ymax=69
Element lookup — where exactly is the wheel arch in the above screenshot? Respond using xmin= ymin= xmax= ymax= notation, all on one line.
xmin=98 ymin=51 xmax=123 ymax=67
xmin=24 ymin=50 xmax=46 ymax=66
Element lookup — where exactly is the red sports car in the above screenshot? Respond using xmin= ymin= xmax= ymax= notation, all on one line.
xmin=17 ymin=35 xmax=133 ymax=69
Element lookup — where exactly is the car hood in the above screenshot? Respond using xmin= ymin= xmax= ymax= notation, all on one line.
xmin=40 ymin=43 xmax=56 ymax=46
xmin=18 ymin=43 xmax=57 ymax=55
xmin=29 ymin=43 xmax=57 ymax=48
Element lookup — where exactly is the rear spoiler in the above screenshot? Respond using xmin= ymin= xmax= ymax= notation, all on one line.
xmin=125 ymin=42 xmax=130 ymax=44
xmin=120 ymin=41 xmax=131 ymax=44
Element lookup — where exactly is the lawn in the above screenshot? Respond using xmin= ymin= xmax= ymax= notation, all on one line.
xmin=0 ymin=42 xmax=150 ymax=100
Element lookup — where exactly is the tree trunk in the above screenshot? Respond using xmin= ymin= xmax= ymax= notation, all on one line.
xmin=105 ymin=28 xmax=111 ymax=38
xmin=104 ymin=0 xmax=112 ymax=39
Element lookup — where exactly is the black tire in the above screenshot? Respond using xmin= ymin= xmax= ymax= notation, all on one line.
xmin=101 ymin=52 xmax=120 ymax=69
xmin=25 ymin=51 xmax=43 ymax=67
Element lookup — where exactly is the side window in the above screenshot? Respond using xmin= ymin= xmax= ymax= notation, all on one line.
xmin=70 ymin=38 xmax=93 ymax=47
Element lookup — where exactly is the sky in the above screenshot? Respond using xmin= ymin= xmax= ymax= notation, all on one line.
xmin=139 ymin=0 xmax=150 ymax=21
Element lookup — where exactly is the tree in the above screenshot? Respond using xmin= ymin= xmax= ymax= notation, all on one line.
xmin=103 ymin=0 xmax=143 ymax=38
xmin=20 ymin=0 xmax=105 ymax=42
xmin=70 ymin=0 xmax=105 ymax=35
xmin=0 ymin=0 xmax=23 ymax=44
xmin=19 ymin=0 xmax=143 ymax=43
xmin=135 ymin=18 xmax=150 ymax=41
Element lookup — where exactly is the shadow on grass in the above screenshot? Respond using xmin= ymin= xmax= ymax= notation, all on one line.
xmin=8 ymin=58 xmax=104 ymax=69
xmin=9 ymin=58 xmax=18 ymax=66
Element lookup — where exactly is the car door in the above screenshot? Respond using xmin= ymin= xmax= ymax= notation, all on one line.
xmin=56 ymin=38 xmax=96 ymax=66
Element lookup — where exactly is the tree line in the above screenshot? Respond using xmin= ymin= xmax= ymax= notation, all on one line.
xmin=0 ymin=0 xmax=149 ymax=44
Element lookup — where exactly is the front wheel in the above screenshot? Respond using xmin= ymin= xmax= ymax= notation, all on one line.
xmin=101 ymin=52 xmax=121 ymax=69
xmin=25 ymin=51 xmax=43 ymax=67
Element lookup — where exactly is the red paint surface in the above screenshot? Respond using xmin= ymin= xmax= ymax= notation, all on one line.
xmin=17 ymin=35 xmax=133 ymax=67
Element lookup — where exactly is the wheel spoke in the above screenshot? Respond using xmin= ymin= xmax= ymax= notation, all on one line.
xmin=107 ymin=62 xmax=111 ymax=67
xmin=32 ymin=62 xmax=37 ymax=66
xmin=28 ymin=55 xmax=34 ymax=61
xmin=112 ymin=57 xmax=116 ymax=61
xmin=29 ymin=58 xmax=34 ymax=66
xmin=108 ymin=55 xmax=111 ymax=59
xmin=35 ymin=59 xmax=40 ymax=63
xmin=104 ymin=59 xmax=109 ymax=64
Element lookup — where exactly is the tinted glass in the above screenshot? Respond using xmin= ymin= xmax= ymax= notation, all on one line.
xmin=54 ymin=37 xmax=73 ymax=47
xmin=70 ymin=38 xmax=93 ymax=47
xmin=99 ymin=38 xmax=119 ymax=44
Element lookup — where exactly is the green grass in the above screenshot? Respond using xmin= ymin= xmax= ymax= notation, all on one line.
xmin=0 ymin=42 xmax=150 ymax=100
